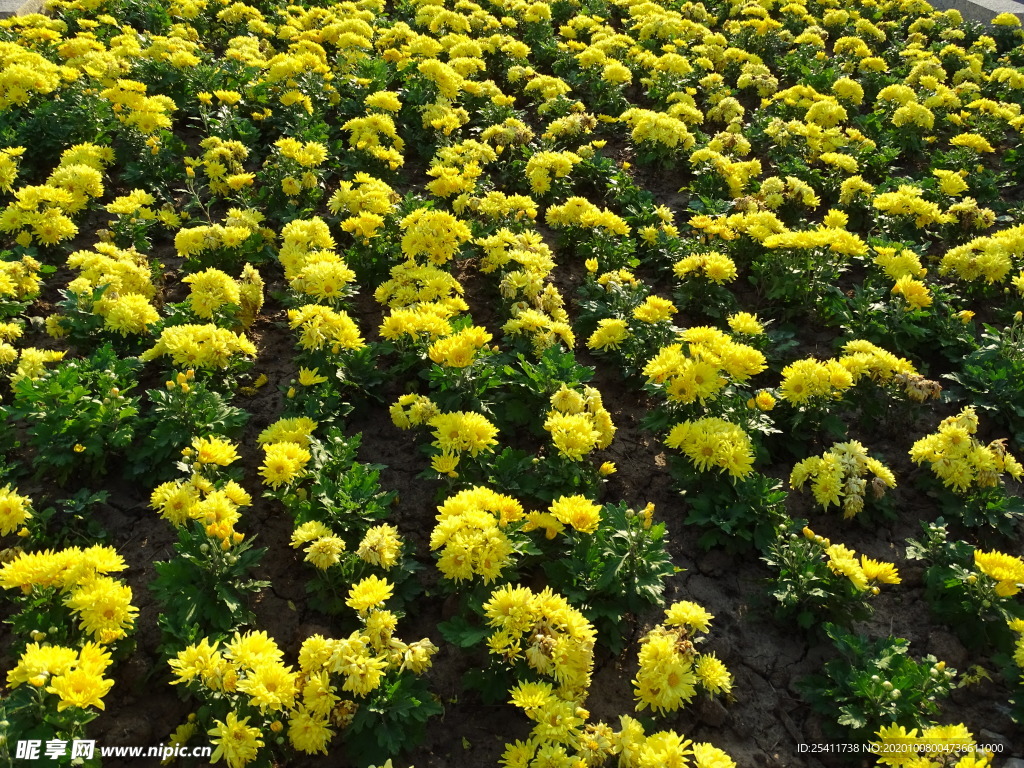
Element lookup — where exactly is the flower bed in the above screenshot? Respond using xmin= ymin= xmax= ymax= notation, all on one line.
xmin=1 ymin=0 xmax=1023 ymax=765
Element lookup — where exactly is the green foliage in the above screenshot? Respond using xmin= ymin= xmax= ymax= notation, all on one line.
xmin=4 ymin=345 xmax=141 ymax=485
xmin=541 ymin=502 xmax=677 ymax=654
xmin=749 ymin=246 xmax=850 ymax=318
xmin=484 ymin=447 xmax=602 ymax=504
xmin=3 ymin=586 xmax=88 ymax=662
xmin=424 ymin=355 xmax=505 ymax=417
xmin=684 ymin=471 xmax=788 ymax=553
xmin=576 ymin=276 xmax=680 ymax=379
xmin=763 ymin=521 xmax=883 ymax=630
xmin=23 ymin=490 xmax=109 ymax=549
xmin=0 ymin=685 xmax=101 ymax=768
xmin=280 ymin=367 xmax=357 ymax=425
xmin=47 ymin=284 xmax=152 ymax=356
xmin=834 ymin=279 xmax=976 ymax=369
xmin=150 ymin=523 xmax=268 ymax=656
xmin=491 ymin=347 xmax=593 ymax=430
xmin=273 ymin=429 xmax=396 ymax=538
xmin=345 ymin=673 xmax=443 ymax=768
xmin=944 ymin=321 xmax=1024 ymax=444
xmin=924 ymin=472 xmax=1024 ymax=536
xmin=109 ymin=0 xmax=171 ymax=34
xmin=906 ymin=519 xmax=1024 ymax=652
xmin=129 ymin=377 xmax=248 ymax=482
xmin=437 ymin=613 xmax=492 ymax=649
xmin=0 ymin=87 xmax=109 ymax=179
xmin=798 ymin=624 xmax=957 ymax=743
xmin=268 ymin=428 xmax=420 ymax=615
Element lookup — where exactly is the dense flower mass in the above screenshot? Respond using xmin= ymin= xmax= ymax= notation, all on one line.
xmin=430 ymin=486 xmax=524 ymax=583
xmin=910 ymin=407 xmax=1023 ymax=493
xmin=665 ymin=418 xmax=755 ymax=478
xmin=791 ymin=441 xmax=896 ymax=518
xmin=2 ymin=0 xmax=1023 ymax=762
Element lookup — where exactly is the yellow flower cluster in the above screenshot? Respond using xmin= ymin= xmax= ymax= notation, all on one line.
xmin=101 ymin=79 xmax=176 ymax=134
xmin=909 ymin=407 xmax=1023 ymax=493
xmin=105 ymin=188 xmax=163 ymax=223
xmin=504 ymin=691 xmax=736 ymax=768
xmin=287 ymin=304 xmax=365 ymax=352
xmin=802 ymin=526 xmax=902 ymax=593
xmin=939 ymin=223 xmax=1024 ymax=284
xmin=277 ymin=217 xmax=342 ymax=284
xmin=0 ymin=483 xmax=32 ymax=536
xmin=643 ymin=326 xmax=766 ymax=405
xmin=546 ymin=197 xmax=631 ymax=237
xmin=173 ymin=610 xmax=437 ymax=757
xmin=791 ymin=441 xmax=897 ymax=518
xmin=330 ymin=173 xmax=398 ymax=243
xmin=0 ymin=45 xmax=76 ymax=109
xmin=873 ymin=723 xmax=993 ymax=768
xmin=728 ymin=311 xmax=763 ymax=335
xmin=399 ymin=207 xmax=472 ymax=265
xmin=140 ymin=324 xmax=257 ymax=368
xmin=8 ymin=642 xmax=115 ymax=712
xmin=689 ymin=148 xmax=762 ymax=197
xmin=0 ymin=143 xmax=111 ymax=246
xmin=484 ymin=583 xmax=596 ymax=698
xmin=186 ymin=137 xmax=251 ymax=195
xmin=374 ymin=261 xmax=468 ymax=314
xmin=762 ymin=226 xmax=868 ymax=257
xmin=524 ymin=150 xmax=581 ymax=194
xmin=151 ymin=441 xmax=251 ymax=545
xmin=1 ymin=546 xmax=137 ymax=643
xmin=428 ymin=325 xmax=492 ymax=368
xmin=257 ymin=416 xmax=317 ymax=447
xmin=456 ymin=190 xmax=539 ymax=222
xmin=1011 ymin=620 xmax=1024 ymax=685
xmin=635 ymin=296 xmax=678 ymax=325
xmin=430 ymin=486 xmax=524 ymax=582
xmin=379 ymin=303 xmax=457 ymax=342
xmin=259 ymin=442 xmax=312 ymax=489
xmin=620 ymin=108 xmax=696 ymax=151
xmin=426 ymin=161 xmax=481 ymax=198
xmin=779 ymin=340 xmax=916 ymax=406
xmin=543 ymin=384 xmax=615 ymax=461
xmin=183 ymin=267 xmax=242 ymax=319
xmin=872 ymin=185 xmax=953 ymax=229
xmin=973 ymin=549 xmax=1024 ymax=597
xmin=0 ymin=254 xmax=42 ymax=301
xmin=873 ymin=246 xmax=926 ymax=279
xmin=891 ymin=274 xmax=932 ymax=311
xmin=634 ymin=601 xmax=731 ymax=715
xmin=478 ymin=228 xmax=574 ymax=353
xmin=55 ymin=243 xmax=160 ymax=336
xmin=356 ymin=524 xmax=403 ymax=570
xmin=428 ymin=410 xmax=500 ymax=459
xmin=841 ymin=340 xmax=919 ymax=384
xmin=292 ymin=522 xmax=344 ymax=570
xmin=389 ymin=393 xmax=441 ymax=430
xmin=520 ymin=495 xmax=604 ymax=539
xmin=673 ymin=251 xmax=738 ymax=284
xmin=289 ymin=257 xmax=356 ymax=306
xmin=0 ymin=321 xmax=21 ymax=367
xmin=665 ymin=417 xmax=755 ymax=478
xmin=274 ymin=137 xmax=328 ymax=169
xmin=174 ymin=210 xmax=268 ymax=260
xmin=268 ymin=136 xmax=327 ymax=197
xmin=6 ymin=347 xmax=65 ymax=383
xmin=342 ymin=113 xmax=405 ymax=169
